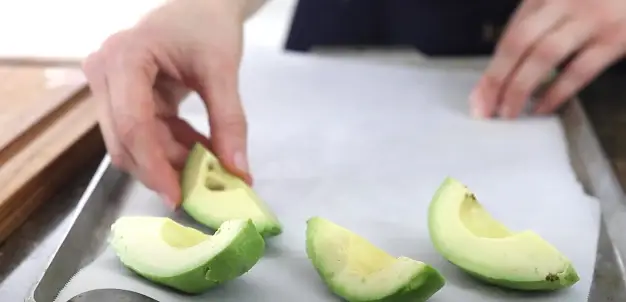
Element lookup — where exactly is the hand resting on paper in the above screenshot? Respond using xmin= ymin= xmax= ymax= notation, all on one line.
xmin=470 ymin=0 xmax=626 ymax=119
xmin=82 ymin=0 xmax=265 ymax=207
xmin=82 ymin=0 xmax=626 ymax=209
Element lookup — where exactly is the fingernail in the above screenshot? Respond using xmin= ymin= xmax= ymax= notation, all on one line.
xmin=533 ymin=105 xmax=546 ymax=115
xmin=233 ymin=151 xmax=249 ymax=173
xmin=469 ymin=89 xmax=485 ymax=119
xmin=499 ymin=105 xmax=512 ymax=119
xmin=471 ymin=105 xmax=484 ymax=119
xmin=161 ymin=194 xmax=177 ymax=210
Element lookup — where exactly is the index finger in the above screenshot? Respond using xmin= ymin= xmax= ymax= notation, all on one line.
xmin=471 ymin=1 xmax=565 ymax=118
xmin=107 ymin=53 xmax=181 ymax=207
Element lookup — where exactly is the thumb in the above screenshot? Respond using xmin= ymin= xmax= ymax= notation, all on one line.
xmin=195 ymin=60 xmax=251 ymax=184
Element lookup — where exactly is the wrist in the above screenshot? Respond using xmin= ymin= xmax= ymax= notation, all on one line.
xmin=174 ymin=0 xmax=265 ymax=22
xmin=234 ymin=0 xmax=268 ymax=21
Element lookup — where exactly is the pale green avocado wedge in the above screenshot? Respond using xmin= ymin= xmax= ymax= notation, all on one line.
xmin=427 ymin=177 xmax=580 ymax=291
xmin=181 ymin=143 xmax=282 ymax=237
xmin=306 ymin=217 xmax=446 ymax=302
xmin=109 ymin=216 xmax=265 ymax=294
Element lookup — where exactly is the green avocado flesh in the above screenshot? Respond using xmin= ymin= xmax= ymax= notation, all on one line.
xmin=427 ymin=177 xmax=580 ymax=291
xmin=109 ymin=216 xmax=265 ymax=294
xmin=306 ymin=217 xmax=446 ymax=302
xmin=181 ymin=143 xmax=282 ymax=237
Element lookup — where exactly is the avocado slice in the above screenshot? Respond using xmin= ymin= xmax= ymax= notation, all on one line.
xmin=109 ymin=216 xmax=265 ymax=294
xmin=306 ymin=216 xmax=446 ymax=302
xmin=181 ymin=143 xmax=282 ymax=237
xmin=428 ymin=177 xmax=580 ymax=291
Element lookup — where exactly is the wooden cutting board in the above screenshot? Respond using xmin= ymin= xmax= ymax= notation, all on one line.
xmin=0 ymin=66 xmax=87 ymax=151
xmin=0 ymin=66 xmax=105 ymax=243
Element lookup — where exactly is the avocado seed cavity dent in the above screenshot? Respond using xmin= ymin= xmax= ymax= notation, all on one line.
xmin=181 ymin=143 xmax=283 ymax=237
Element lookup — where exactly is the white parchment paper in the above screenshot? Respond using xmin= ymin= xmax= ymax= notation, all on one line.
xmin=54 ymin=50 xmax=601 ymax=302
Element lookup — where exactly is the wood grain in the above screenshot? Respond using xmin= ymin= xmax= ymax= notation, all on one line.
xmin=0 ymin=67 xmax=103 ymax=243
xmin=0 ymin=125 xmax=104 ymax=243
xmin=0 ymin=67 xmax=87 ymax=152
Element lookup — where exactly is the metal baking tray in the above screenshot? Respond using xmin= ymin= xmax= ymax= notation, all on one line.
xmin=26 ymin=100 xmax=626 ymax=302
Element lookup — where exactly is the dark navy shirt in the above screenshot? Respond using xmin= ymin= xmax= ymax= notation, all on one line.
xmin=285 ymin=0 xmax=518 ymax=55
xmin=284 ymin=0 xmax=626 ymax=72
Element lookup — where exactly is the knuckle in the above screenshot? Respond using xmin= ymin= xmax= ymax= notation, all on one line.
xmin=81 ymin=52 xmax=101 ymax=75
xmin=81 ymin=53 xmax=109 ymax=85
xmin=547 ymin=90 xmax=568 ymax=106
xmin=619 ymin=28 xmax=626 ymax=47
xmin=200 ymin=57 xmax=239 ymax=81
xmin=82 ymin=53 xmax=108 ymax=93
xmin=483 ymin=74 xmax=504 ymax=90
xmin=109 ymin=152 xmax=127 ymax=169
xmin=99 ymin=30 xmax=152 ymax=70
xmin=542 ymin=87 xmax=569 ymax=111
xmin=604 ymin=28 xmax=625 ymax=46
xmin=118 ymin=36 xmax=144 ymax=57
xmin=216 ymin=113 xmax=248 ymax=135
xmin=504 ymin=81 xmax=526 ymax=101
xmin=550 ymin=74 xmax=581 ymax=103
xmin=100 ymin=30 xmax=130 ymax=52
xmin=212 ymin=55 xmax=239 ymax=72
xmin=533 ymin=39 xmax=562 ymax=65
xmin=115 ymin=115 xmax=140 ymax=145
xmin=567 ymin=58 xmax=596 ymax=85
xmin=500 ymin=27 xmax=533 ymax=54
xmin=114 ymin=43 xmax=154 ymax=74
xmin=568 ymin=66 xmax=589 ymax=84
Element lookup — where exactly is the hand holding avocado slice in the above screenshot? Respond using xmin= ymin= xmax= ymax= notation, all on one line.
xmin=181 ymin=143 xmax=282 ymax=237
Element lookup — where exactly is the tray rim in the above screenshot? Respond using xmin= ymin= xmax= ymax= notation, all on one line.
xmin=25 ymin=156 xmax=113 ymax=302
xmin=25 ymin=98 xmax=626 ymax=302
